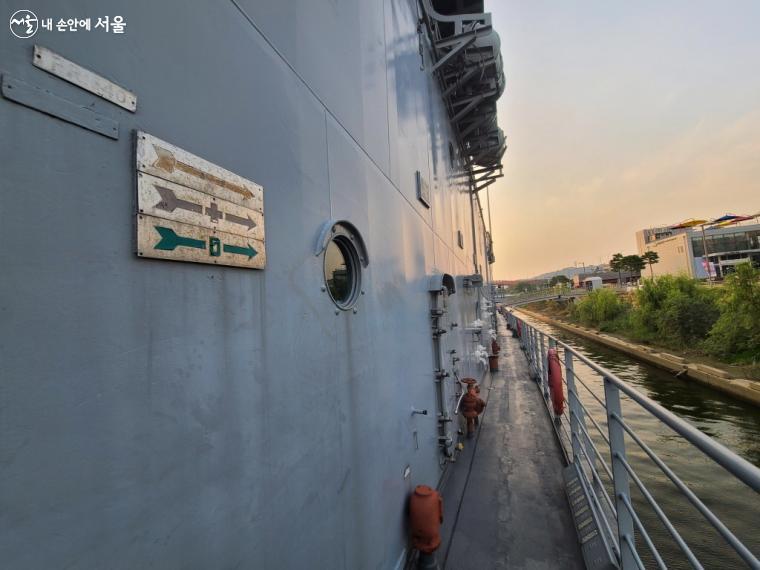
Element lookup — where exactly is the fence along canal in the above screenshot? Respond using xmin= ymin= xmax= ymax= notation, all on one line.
xmin=506 ymin=310 xmax=760 ymax=570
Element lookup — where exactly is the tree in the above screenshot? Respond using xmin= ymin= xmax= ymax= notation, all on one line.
xmin=622 ymin=255 xmax=646 ymax=285
xmin=635 ymin=275 xmax=720 ymax=346
xmin=705 ymin=263 xmax=760 ymax=359
xmin=642 ymin=250 xmax=660 ymax=279
xmin=514 ymin=281 xmax=538 ymax=293
xmin=610 ymin=253 xmax=625 ymax=286
xmin=549 ymin=275 xmax=571 ymax=287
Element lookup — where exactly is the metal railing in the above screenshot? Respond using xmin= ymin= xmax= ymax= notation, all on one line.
xmin=494 ymin=284 xmax=637 ymax=307
xmin=495 ymin=286 xmax=587 ymax=306
xmin=504 ymin=309 xmax=760 ymax=570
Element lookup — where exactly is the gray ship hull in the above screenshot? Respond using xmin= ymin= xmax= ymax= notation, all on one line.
xmin=0 ymin=1 xmax=497 ymax=567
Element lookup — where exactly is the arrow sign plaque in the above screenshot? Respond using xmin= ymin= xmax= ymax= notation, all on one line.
xmin=137 ymin=216 xmax=265 ymax=269
xmin=135 ymin=132 xmax=265 ymax=269
xmin=137 ymin=174 xmax=264 ymax=241
xmin=136 ymin=132 xmax=262 ymax=211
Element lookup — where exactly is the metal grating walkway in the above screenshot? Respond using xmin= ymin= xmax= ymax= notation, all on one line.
xmin=438 ymin=320 xmax=585 ymax=570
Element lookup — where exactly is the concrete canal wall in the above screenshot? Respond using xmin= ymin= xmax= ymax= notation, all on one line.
xmin=516 ymin=309 xmax=760 ymax=407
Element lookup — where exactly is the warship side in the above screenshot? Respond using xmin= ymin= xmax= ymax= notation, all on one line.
xmin=1 ymin=1 xmax=512 ymax=568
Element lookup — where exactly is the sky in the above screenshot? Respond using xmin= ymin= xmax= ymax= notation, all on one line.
xmin=487 ymin=0 xmax=760 ymax=279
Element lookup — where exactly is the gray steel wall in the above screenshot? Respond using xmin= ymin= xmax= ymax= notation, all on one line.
xmin=0 ymin=1 xmax=491 ymax=568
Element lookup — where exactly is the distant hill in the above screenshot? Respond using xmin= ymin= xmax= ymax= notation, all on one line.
xmin=532 ymin=265 xmax=610 ymax=280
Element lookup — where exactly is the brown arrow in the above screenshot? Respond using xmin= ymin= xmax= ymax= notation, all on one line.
xmin=152 ymin=146 xmax=255 ymax=200
xmin=225 ymin=212 xmax=257 ymax=231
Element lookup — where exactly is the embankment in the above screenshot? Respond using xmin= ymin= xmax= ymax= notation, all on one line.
xmin=516 ymin=308 xmax=760 ymax=407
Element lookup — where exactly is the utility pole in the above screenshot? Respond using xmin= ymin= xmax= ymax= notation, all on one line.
xmin=485 ymin=188 xmax=497 ymax=330
xmin=700 ymin=224 xmax=713 ymax=284
xmin=468 ymin=174 xmax=478 ymax=275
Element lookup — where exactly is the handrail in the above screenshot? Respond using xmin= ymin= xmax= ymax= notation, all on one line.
xmin=617 ymin=454 xmax=703 ymax=569
xmin=503 ymin=308 xmax=760 ymax=569
xmin=615 ymin=416 xmax=759 ymax=567
xmin=566 ymin=343 xmax=760 ymax=493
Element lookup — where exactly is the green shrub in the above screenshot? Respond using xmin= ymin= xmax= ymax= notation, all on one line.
xmin=634 ymin=275 xmax=719 ymax=347
xmin=705 ymin=263 xmax=760 ymax=362
xmin=564 ymin=267 xmax=759 ymax=364
xmin=572 ymin=289 xmax=628 ymax=327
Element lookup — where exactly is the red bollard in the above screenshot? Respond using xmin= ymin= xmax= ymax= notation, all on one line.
xmin=409 ymin=485 xmax=443 ymax=554
xmin=461 ymin=385 xmax=486 ymax=436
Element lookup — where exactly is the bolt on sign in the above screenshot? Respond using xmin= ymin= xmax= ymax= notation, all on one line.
xmin=135 ymin=132 xmax=265 ymax=269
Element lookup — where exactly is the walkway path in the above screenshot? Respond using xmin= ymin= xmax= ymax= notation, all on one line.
xmin=439 ymin=318 xmax=585 ymax=569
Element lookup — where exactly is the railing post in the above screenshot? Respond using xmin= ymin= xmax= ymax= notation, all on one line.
xmin=539 ymin=332 xmax=549 ymax=398
xmin=525 ymin=322 xmax=531 ymax=355
xmin=603 ymin=377 xmax=636 ymax=569
xmin=565 ymin=349 xmax=596 ymax=474
xmin=564 ymin=349 xmax=582 ymax=464
xmin=526 ymin=326 xmax=534 ymax=372
xmin=528 ymin=326 xmax=535 ymax=364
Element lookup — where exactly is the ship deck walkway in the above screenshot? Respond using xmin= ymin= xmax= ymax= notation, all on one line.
xmin=438 ymin=316 xmax=585 ymax=570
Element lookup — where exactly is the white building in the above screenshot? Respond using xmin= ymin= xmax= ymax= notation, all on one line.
xmin=637 ymin=222 xmax=760 ymax=279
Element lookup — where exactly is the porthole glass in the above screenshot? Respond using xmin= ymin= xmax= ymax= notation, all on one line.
xmin=324 ymin=235 xmax=361 ymax=309
xmin=324 ymin=239 xmax=352 ymax=305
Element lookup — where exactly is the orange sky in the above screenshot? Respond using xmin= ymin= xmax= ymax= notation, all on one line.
xmin=487 ymin=1 xmax=760 ymax=279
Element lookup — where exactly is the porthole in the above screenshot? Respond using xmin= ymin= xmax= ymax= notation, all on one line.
xmin=324 ymin=237 xmax=359 ymax=308
xmin=316 ymin=220 xmax=368 ymax=310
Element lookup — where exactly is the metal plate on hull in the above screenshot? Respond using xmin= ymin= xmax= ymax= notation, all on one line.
xmin=33 ymin=45 xmax=137 ymax=112
xmin=136 ymin=215 xmax=265 ymax=269
xmin=1 ymin=74 xmax=119 ymax=139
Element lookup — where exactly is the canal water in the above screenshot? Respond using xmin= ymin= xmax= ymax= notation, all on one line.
xmin=523 ymin=318 xmax=760 ymax=570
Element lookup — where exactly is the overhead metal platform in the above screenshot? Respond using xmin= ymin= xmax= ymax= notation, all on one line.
xmin=419 ymin=0 xmax=507 ymax=186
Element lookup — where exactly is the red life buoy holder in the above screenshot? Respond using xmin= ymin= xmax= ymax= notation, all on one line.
xmin=516 ymin=321 xmax=522 ymax=338
xmin=547 ymin=348 xmax=565 ymax=415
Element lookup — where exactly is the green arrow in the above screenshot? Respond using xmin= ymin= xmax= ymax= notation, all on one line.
xmin=154 ymin=226 xmax=206 ymax=251
xmin=223 ymin=242 xmax=257 ymax=259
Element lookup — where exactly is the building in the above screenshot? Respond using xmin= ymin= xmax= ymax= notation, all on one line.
xmin=572 ymin=271 xmax=631 ymax=288
xmin=635 ymin=226 xmax=684 ymax=253
xmin=583 ymin=276 xmax=603 ymax=290
xmin=638 ymin=222 xmax=760 ymax=279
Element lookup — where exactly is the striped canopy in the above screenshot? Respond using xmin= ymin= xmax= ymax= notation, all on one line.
xmin=711 ymin=214 xmax=741 ymax=223
xmin=708 ymin=215 xmax=755 ymax=228
xmin=670 ymin=219 xmax=707 ymax=229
